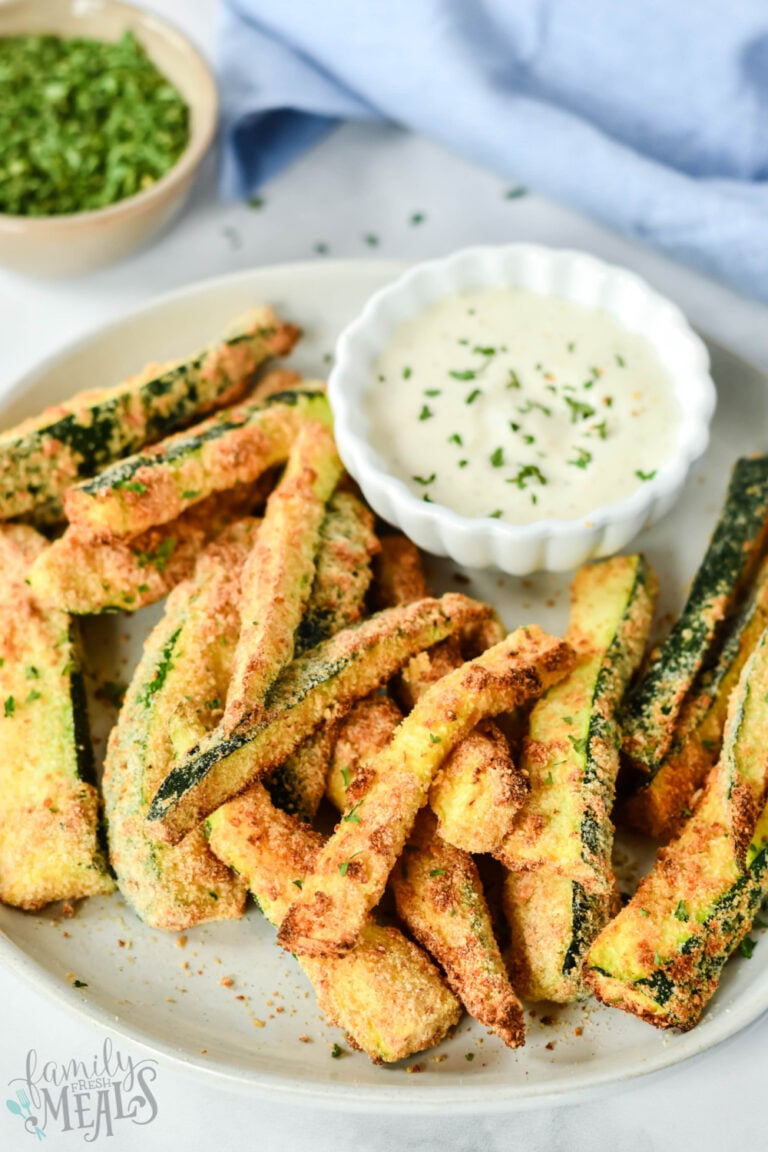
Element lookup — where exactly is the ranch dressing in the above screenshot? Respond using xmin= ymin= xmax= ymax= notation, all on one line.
xmin=369 ymin=287 xmax=680 ymax=524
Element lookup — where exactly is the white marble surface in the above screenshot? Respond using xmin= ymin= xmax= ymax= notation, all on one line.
xmin=1 ymin=2 xmax=767 ymax=1149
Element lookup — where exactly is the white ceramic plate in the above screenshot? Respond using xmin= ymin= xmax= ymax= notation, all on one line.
xmin=1 ymin=261 xmax=768 ymax=1114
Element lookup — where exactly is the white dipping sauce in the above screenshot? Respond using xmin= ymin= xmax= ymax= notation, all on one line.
xmin=369 ymin=287 xmax=680 ymax=524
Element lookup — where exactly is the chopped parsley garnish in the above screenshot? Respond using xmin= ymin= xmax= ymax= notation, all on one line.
xmin=116 ymin=480 xmax=147 ymax=494
xmin=403 ymin=366 xmax=412 ymax=379
xmin=343 ymin=801 xmax=364 ymax=824
xmin=488 ymin=509 xmax=503 ymax=519
xmin=591 ymin=420 xmax=608 ymax=440
xmin=25 ymin=689 xmax=42 ymax=704
xmin=418 ymin=404 xmax=433 ymax=421
xmin=565 ymin=397 xmax=596 ymax=423
xmin=340 ymin=767 xmax=351 ymax=788
xmin=429 ymin=733 xmax=442 ymax=744
xmin=474 ymin=346 xmax=496 ymax=356
xmin=674 ymin=901 xmax=688 ymax=921
xmin=490 ymin=447 xmax=505 ymax=467
xmin=330 ymin=1043 xmax=343 ymax=1058
xmin=448 ymin=433 xmax=463 ymax=446
xmin=635 ymin=469 xmax=657 ymax=482
xmin=339 ymin=852 xmax=363 ymax=877
xmin=292 ymin=879 xmax=303 ymax=889
xmin=503 ymin=186 xmax=526 ymax=199
xmin=430 ymin=869 xmax=446 ymax=878
xmin=424 ymin=388 xmax=442 ymax=397
xmin=3 ymin=696 xmax=15 ymax=718
xmin=412 ymin=473 xmax=436 ymax=486
xmin=615 ymin=353 xmax=626 ymax=367
xmin=508 ymin=464 xmax=547 ymax=490
xmin=410 ymin=212 xmax=425 ymax=225
xmin=449 ymin=369 xmax=475 ymax=381
xmin=73 ymin=979 xmax=88 ymax=988
xmin=506 ymin=369 xmax=521 ymax=390
xmin=568 ymin=734 xmax=588 ymax=755
xmin=740 ymin=937 xmax=757 ymax=959
xmin=364 ymin=233 xmax=380 ymax=247
xmin=569 ymin=447 xmax=593 ymax=469
xmin=517 ymin=400 xmax=551 ymax=417
xmin=465 ymin=389 xmax=482 ymax=404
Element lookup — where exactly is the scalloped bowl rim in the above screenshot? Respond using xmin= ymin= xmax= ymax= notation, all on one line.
xmin=329 ymin=245 xmax=716 ymax=569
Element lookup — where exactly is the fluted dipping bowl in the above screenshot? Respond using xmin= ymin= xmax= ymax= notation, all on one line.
xmin=329 ymin=245 xmax=717 ymax=575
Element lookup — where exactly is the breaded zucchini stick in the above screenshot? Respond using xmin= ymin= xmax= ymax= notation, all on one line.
xmin=64 ymin=386 xmax=329 ymax=541
xmin=266 ymin=490 xmax=378 ymax=821
xmin=224 ymin=421 xmax=343 ymax=731
xmin=146 ymin=594 xmax=495 ymax=844
xmin=375 ymin=536 xmax=525 ymax=854
xmin=277 ymin=628 xmax=575 ymax=959
xmin=0 ymin=308 xmax=298 ymax=521
xmin=622 ymin=555 xmax=768 ymax=841
xmin=205 ymin=782 xmax=461 ymax=1063
xmin=0 ymin=525 xmax=113 ymax=909
xmin=102 ymin=524 xmax=258 ymax=930
xmin=329 ymin=701 xmax=525 ymax=1048
xmin=621 ymin=455 xmax=768 ymax=777
xmin=586 ymin=628 xmax=768 ymax=1029
xmin=27 ymin=482 xmax=266 ymax=615
xmin=499 ymin=556 xmax=655 ymax=1002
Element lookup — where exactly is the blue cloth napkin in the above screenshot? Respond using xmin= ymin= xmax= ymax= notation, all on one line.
xmin=219 ymin=1 xmax=768 ymax=300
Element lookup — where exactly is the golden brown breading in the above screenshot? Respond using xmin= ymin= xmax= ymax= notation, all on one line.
xmin=28 ymin=482 xmax=264 ymax=614
xmin=147 ymin=593 xmax=496 ymax=844
xmin=375 ymin=535 xmax=527 ymax=853
xmin=206 ymin=781 xmax=461 ymax=1063
xmin=225 ymin=420 xmax=342 ymax=730
xmin=277 ymin=628 xmax=575 ymax=959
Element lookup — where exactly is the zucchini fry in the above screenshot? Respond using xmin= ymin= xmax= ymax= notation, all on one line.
xmin=64 ymin=387 xmax=330 ymax=541
xmin=0 ymin=308 xmax=298 ymax=521
xmin=205 ymin=783 xmax=461 ymax=1063
xmin=266 ymin=490 xmax=378 ymax=821
xmin=0 ymin=525 xmax=113 ymax=909
xmin=499 ymin=556 xmax=655 ymax=1001
xmin=146 ymin=594 xmax=495 ymax=844
xmin=621 ymin=455 xmax=768 ymax=776
xmin=277 ymin=628 xmax=575 ymax=959
xmin=224 ymin=421 xmax=343 ymax=731
xmin=376 ymin=536 xmax=525 ymax=854
xmin=102 ymin=523 xmax=258 ymax=930
xmin=27 ymin=482 xmax=266 ymax=615
xmin=586 ymin=628 xmax=768 ymax=1029
xmin=329 ymin=701 xmax=525 ymax=1048
xmin=623 ymin=555 xmax=768 ymax=841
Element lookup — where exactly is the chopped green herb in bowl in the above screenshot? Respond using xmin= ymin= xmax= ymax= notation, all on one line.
xmin=0 ymin=31 xmax=190 ymax=216
xmin=0 ymin=0 xmax=217 ymax=276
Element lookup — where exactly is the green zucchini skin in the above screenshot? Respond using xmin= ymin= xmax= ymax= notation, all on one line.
xmin=102 ymin=522 xmax=258 ymax=931
xmin=146 ymin=594 xmax=493 ymax=844
xmin=0 ymin=308 xmax=298 ymax=521
xmin=586 ymin=628 xmax=768 ymax=1030
xmin=623 ymin=556 xmax=768 ymax=841
xmin=266 ymin=490 xmax=378 ymax=821
xmin=500 ymin=554 xmax=656 ymax=1001
xmin=0 ymin=524 xmax=113 ymax=909
xmin=64 ymin=388 xmax=329 ymax=541
xmin=621 ymin=456 xmax=768 ymax=777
